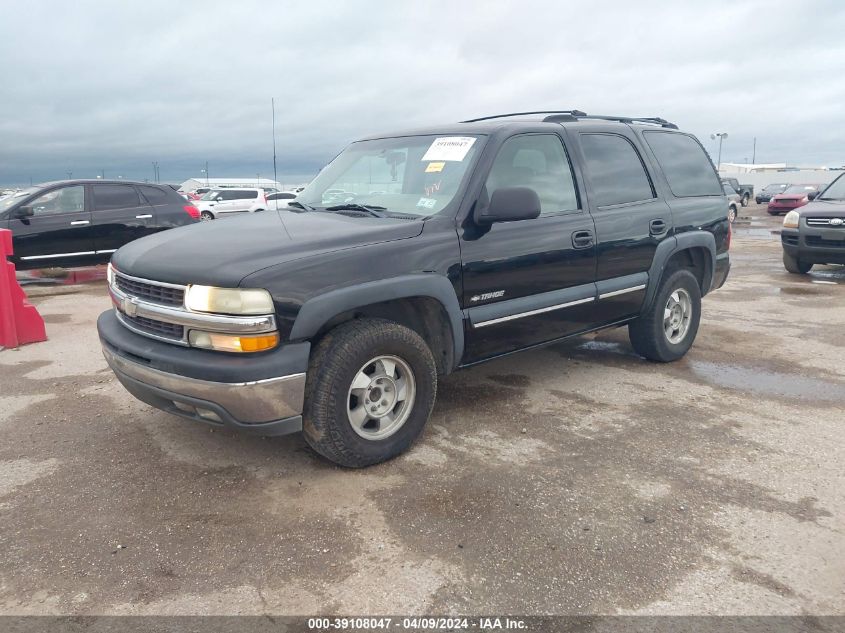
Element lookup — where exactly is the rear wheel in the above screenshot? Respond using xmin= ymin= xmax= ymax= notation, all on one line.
xmin=628 ymin=269 xmax=702 ymax=362
xmin=741 ymin=193 xmax=750 ymax=207
xmin=303 ymin=318 xmax=437 ymax=467
xmin=200 ymin=211 xmax=214 ymax=221
xmin=783 ymin=251 xmax=813 ymax=274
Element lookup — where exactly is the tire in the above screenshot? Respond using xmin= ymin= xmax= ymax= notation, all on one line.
xmin=302 ymin=318 xmax=437 ymax=468
xmin=200 ymin=211 xmax=214 ymax=221
xmin=728 ymin=205 xmax=738 ymax=223
xmin=741 ymin=194 xmax=749 ymax=207
xmin=628 ymin=269 xmax=702 ymax=363
xmin=783 ymin=251 xmax=812 ymax=274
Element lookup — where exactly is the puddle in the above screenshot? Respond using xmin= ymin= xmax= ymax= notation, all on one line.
xmin=688 ymin=360 xmax=845 ymax=403
xmin=778 ymin=287 xmax=822 ymax=296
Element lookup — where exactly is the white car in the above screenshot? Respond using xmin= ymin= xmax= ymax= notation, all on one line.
xmin=193 ymin=188 xmax=274 ymax=220
xmin=266 ymin=191 xmax=298 ymax=210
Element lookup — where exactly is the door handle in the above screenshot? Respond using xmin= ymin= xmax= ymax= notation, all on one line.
xmin=572 ymin=230 xmax=594 ymax=249
xmin=70 ymin=220 xmax=90 ymax=226
xmin=649 ymin=218 xmax=668 ymax=236
xmin=135 ymin=214 xmax=153 ymax=219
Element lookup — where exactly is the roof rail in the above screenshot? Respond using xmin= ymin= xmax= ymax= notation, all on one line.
xmin=461 ymin=110 xmax=587 ymax=123
xmin=460 ymin=110 xmax=678 ymax=129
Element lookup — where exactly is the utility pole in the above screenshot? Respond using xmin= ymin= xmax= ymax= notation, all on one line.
xmin=752 ymin=137 xmax=757 ymax=164
xmin=271 ymin=97 xmax=278 ymax=185
xmin=101 ymin=169 xmax=105 ymax=179
xmin=152 ymin=161 xmax=159 ymax=183
xmin=66 ymin=170 xmax=72 ymax=180
xmin=204 ymin=161 xmax=209 ymax=186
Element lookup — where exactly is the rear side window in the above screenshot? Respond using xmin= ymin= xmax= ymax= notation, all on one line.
xmin=644 ymin=132 xmax=722 ymax=197
xmin=579 ymin=134 xmax=654 ymax=207
xmin=93 ymin=184 xmax=140 ymax=210
xmin=485 ymin=134 xmax=579 ymax=215
xmin=224 ymin=190 xmax=258 ymax=200
xmin=139 ymin=185 xmax=169 ymax=205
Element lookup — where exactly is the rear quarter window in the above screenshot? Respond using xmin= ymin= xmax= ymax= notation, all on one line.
xmin=93 ymin=184 xmax=141 ymax=210
xmin=579 ymin=133 xmax=655 ymax=207
xmin=644 ymin=132 xmax=722 ymax=197
xmin=139 ymin=185 xmax=169 ymax=205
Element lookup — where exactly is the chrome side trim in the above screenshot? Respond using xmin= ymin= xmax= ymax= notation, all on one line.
xmin=96 ymin=249 xmax=117 ymax=254
xmin=599 ymin=284 xmax=647 ymax=299
xmin=103 ymin=345 xmax=306 ymax=423
xmin=21 ymin=251 xmax=97 ymax=260
xmin=473 ymin=297 xmax=594 ymax=328
xmin=110 ymin=285 xmax=276 ymax=334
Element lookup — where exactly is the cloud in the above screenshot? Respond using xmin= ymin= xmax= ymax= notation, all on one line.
xmin=2 ymin=0 xmax=843 ymax=185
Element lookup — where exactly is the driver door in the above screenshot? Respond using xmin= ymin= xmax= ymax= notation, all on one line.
xmin=10 ymin=185 xmax=97 ymax=268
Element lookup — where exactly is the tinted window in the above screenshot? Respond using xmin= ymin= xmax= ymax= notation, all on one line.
xmin=275 ymin=192 xmax=296 ymax=199
xmin=28 ymin=186 xmax=85 ymax=216
xmin=644 ymin=132 xmax=722 ymax=197
xmin=485 ymin=134 xmax=578 ymax=215
xmin=223 ymin=190 xmax=258 ymax=200
xmin=93 ymin=184 xmax=140 ymax=210
xmin=139 ymin=185 xmax=169 ymax=205
xmin=579 ymin=134 xmax=654 ymax=207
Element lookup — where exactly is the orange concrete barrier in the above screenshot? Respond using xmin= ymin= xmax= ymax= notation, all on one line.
xmin=0 ymin=229 xmax=47 ymax=348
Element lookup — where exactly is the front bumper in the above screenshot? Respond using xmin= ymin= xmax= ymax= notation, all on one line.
xmin=98 ymin=310 xmax=309 ymax=435
xmin=781 ymin=228 xmax=845 ymax=265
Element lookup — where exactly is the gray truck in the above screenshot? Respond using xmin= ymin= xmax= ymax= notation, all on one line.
xmin=721 ymin=178 xmax=754 ymax=207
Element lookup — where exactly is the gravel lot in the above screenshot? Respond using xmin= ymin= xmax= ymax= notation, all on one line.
xmin=1 ymin=204 xmax=843 ymax=616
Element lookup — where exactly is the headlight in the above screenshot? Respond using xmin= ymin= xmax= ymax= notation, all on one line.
xmin=783 ymin=211 xmax=800 ymax=229
xmin=107 ymin=263 xmax=115 ymax=286
xmin=185 ymin=285 xmax=274 ymax=315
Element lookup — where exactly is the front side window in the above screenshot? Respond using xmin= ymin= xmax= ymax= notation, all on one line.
xmin=579 ymin=134 xmax=655 ymax=207
xmin=28 ymin=186 xmax=86 ymax=216
xmin=296 ymin=134 xmax=482 ymax=217
xmin=644 ymin=132 xmax=722 ymax=197
xmin=484 ymin=134 xmax=579 ymax=215
xmin=93 ymin=184 xmax=140 ymax=211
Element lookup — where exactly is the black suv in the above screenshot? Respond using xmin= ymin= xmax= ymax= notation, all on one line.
xmin=97 ymin=111 xmax=731 ymax=467
xmin=781 ymin=173 xmax=845 ymax=273
xmin=0 ymin=180 xmax=199 ymax=270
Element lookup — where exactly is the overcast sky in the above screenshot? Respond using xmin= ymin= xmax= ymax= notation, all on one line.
xmin=2 ymin=0 xmax=843 ymax=186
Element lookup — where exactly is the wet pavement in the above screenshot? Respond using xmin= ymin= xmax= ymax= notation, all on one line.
xmin=0 ymin=204 xmax=843 ymax=615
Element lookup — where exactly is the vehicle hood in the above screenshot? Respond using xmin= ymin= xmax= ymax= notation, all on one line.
xmin=795 ymin=200 xmax=845 ymax=215
xmin=111 ymin=210 xmax=425 ymax=287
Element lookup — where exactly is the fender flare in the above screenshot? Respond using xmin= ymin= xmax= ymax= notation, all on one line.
xmin=289 ymin=274 xmax=465 ymax=369
xmin=643 ymin=232 xmax=717 ymax=312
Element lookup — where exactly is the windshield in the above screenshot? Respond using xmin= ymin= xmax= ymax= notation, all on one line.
xmin=783 ymin=185 xmax=818 ymax=195
xmin=199 ymin=189 xmax=223 ymax=201
xmin=763 ymin=183 xmax=788 ymax=193
xmin=819 ymin=175 xmax=845 ymax=200
xmin=0 ymin=187 xmax=38 ymax=211
xmin=296 ymin=134 xmax=482 ymax=217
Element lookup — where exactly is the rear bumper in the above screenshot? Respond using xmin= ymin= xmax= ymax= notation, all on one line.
xmin=98 ymin=310 xmax=308 ymax=435
xmin=711 ymin=252 xmax=730 ymax=292
xmin=781 ymin=228 xmax=845 ymax=265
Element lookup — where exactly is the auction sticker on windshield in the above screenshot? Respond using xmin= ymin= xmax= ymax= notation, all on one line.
xmin=422 ymin=137 xmax=476 ymax=162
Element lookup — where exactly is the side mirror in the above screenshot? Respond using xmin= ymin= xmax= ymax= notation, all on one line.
xmin=476 ymin=187 xmax=541 ymax=224
xmin=215 ymin=196 xmax=224 ymax=202
xmin=13 ymin=205 xmax=34 ymax=219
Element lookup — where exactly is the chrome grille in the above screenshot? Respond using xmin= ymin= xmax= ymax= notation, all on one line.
xmin=806 ymin=218 xmax=845 ymax=227
xmin=115 ymin=273 xmax=185 ymax=306
xmin=121 ymin=314 xmax=185 ymax=339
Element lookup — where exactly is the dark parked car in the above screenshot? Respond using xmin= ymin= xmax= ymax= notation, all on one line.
xmin=0 ymin=180 xmax=199 ymax=270
xmin=767 ymin=184 xmax=823 ymax=215
xmin=781 ymin=174 xmax=845 ymax=273
xmin=98 ymin=111 xmax=730 ymax=467
xmin=755 ymin=182 xmax=789 ymax=204
xmin=721 ymin=177 xmax=754 ymax=207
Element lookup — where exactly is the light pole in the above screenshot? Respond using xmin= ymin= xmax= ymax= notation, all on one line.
xmin=201 ymin=162 xmax=209 ymax=186
xmin=710 ymin=132 xmax=728 ymax=171
xmin=152 ymin=161 xmax=159 ymax=183
xmin=66 ymin=170 xmax=72 ymax=180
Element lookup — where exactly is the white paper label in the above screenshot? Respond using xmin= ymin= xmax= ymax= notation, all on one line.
xmin=421 ymin=137 xmax=476 ymax=162
xmin=416 ymin=197 xmax=437 ymax=209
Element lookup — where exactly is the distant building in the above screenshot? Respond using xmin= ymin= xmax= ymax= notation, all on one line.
xmin=179 ymin=177 xmax=283 ymax=191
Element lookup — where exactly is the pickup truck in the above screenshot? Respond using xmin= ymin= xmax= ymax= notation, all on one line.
xmin=98 ymin=111 xmax=731 ymax=467
xmin=721 ymin=178 xmax=754 ymax=207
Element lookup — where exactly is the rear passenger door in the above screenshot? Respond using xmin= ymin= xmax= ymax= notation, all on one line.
xmin=91 ymin=183 xmax=156 ymax=254
xmin=570 ymin=128 xmax=672 ymax=322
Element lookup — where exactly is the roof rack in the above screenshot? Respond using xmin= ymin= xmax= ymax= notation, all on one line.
xmin=461 ymin=110 xmax=678 ymax=129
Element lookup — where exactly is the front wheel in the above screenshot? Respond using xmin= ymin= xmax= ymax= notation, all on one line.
xmin=303 ymin=318 xmax=437 ymax=467
xmin=200 ymin=211 xmax=214 ymax=221
xmin=741 ymin=194 xmax=750 ymax=207
xmin=728 ymin=205 xmax=738 ymax=223
xmin=628 ymin=269 xmax=702 ymax=362
xmin=783 ymin=251 xmax=813 ymax=274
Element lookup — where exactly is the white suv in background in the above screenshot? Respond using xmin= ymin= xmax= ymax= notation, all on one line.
xmin=193 ymin=188 xmax=275 ymax=220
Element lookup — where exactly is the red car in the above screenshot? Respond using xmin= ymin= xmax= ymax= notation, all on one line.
xmin=767 ymin=184 xmax=822 ymax=215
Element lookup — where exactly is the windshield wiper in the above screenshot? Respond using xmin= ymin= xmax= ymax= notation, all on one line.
xmin=287 ymin=200 xmax=314 ymax=211
xmin=324 ymin=203 xmax=388 ymax=218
